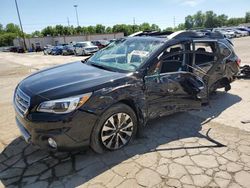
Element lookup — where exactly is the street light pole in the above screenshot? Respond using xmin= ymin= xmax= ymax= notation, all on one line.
xmin=74 ymin=5 xmax=79 ymax=27
xmin=14 ymin=0 xmax=27 ymax=51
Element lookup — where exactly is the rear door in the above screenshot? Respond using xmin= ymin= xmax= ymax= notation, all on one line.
xmin=191 ymin=40 xmax=223 ymax=89
xmin=144 ymin=42 xmax=206 ymax=119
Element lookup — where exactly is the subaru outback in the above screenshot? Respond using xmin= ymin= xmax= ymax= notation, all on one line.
xmin=13 ymin=31 xmax=240 ymax=153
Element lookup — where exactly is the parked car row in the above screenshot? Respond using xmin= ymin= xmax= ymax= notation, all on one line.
xmin=0 ymin=46 xmax=26 ymax=53
xmin=195 ymin=27 xmax=250 ymax=39
xmin=43 ymin=40 xmax=112 ymax=56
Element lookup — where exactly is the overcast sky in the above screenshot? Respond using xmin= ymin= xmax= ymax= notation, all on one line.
xmin=1 ymin=0 xmax=250 ymax=33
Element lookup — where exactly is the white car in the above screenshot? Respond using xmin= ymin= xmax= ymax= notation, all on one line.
xmin=74 ymin=42 xmax=99 ymax=56
xmin=212 ymin=28 xmax=234 ymax=38
xmin=232 ymin=29 xmax=248 ymax=37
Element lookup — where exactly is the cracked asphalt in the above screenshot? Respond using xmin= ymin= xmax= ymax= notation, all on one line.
xmin=0 ymin=37 xmax=250 ymax=188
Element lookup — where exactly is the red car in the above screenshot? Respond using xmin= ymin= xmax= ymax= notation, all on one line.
xmin=91 ymin=40 xmax=110 ymax=49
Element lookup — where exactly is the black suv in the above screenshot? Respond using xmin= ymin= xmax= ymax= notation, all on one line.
xmin=13 ymin=31 xmax=240 ymax=153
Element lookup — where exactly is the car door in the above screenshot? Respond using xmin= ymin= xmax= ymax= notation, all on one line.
xmin=144 ymin=42 xmax=206 ymax=119
xmin=75 ymin=43 xmax=83 ymax=55
xmin=191 ymin=40 xmax=223 ymax=89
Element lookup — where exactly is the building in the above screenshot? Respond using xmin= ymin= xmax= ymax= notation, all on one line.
xmin=13 ymin=32 xmax=124 ymax=50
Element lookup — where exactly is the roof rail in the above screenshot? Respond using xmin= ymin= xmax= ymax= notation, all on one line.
xmin=128 ymin=30 xmax=173 ymax=37
xmin=168 ymin=30 xmax=225 ymax=39
xmin=129 ymin=30 xmax=225 ymax=39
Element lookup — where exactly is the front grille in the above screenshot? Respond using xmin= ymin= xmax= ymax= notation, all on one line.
xmin=14 ymin=88 xmax=30 ymax=117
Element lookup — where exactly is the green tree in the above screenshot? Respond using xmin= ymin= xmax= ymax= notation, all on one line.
xmin=75 ymin=26 xmax=82 ymax=34
xmin=5 ymin=23 xmax=21 ymax=34
xmin=54 ymin=25 xmax=64 ymax=36
xmin=204 ymin=11 xmax=218 ymax=28
xmin=41 ymin=26 xmax=55 ymax=36
xmin=86 ymin=26 xmax=96 ymax=34
xmin=176 ymin=23 xmax=185 ymax=31
xmin=105 ymin=26 xmax=112 ymax=33
xmin=151 ymin=24 xmax=160 ymax=31
xmin=245 ymin=12 xmax=250 ymax=23
xmin=193 ymin=11 xmax=205 ymax=28
xmin=139 ymin=23 xmax=151 ymax=31
xmin=227 ymin=17 xmax=245 ymax=26
xmin=95 ymin=24 xmax=105 ymax=34
xmin=163 ymin=27 xmax=174 ymax=31
xmin=31 ymin=30 xmax=42 ymax=37
xmin=185 ymin=15 xmax=194 ymax=29
xmin=113 ymin=24 xmax=133 ymax=36
xmin=0 ymin=24 xmax=3 ymax=33
xmin=0 ymin=33 xmax=17 ymax=46
xmin=217 ymin=14 xmax=228 ymax=27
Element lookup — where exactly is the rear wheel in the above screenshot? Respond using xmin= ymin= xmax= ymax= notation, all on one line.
xmin=90 ymin=103 xmax=137 ymax=153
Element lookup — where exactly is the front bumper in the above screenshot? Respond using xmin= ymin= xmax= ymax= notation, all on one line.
xmin=84 ymin=49 xmax=98 ymax=55
xmin=14 ymin=109 xmax=98 ymax=151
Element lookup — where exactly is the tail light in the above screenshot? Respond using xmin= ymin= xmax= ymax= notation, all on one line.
xmin=236 ymin=58 xmax=241 ymax=67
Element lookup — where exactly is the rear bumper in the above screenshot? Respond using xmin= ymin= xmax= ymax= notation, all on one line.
xmin=14 ymin=109 xmax=98 ymax=151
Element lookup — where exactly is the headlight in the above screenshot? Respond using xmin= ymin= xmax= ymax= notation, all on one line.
xmin=37 ymin=93 xmax=92 ymax=114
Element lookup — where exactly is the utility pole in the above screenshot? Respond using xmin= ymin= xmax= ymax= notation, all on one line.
xmin=74 ymin=5 xmax=79 ymax=27
xmin=15 ymin=0 xmax=27 ymax=51
xmin=173 ymin=16 xmax=176 ymax=28
xmin=67 ymin=17 xmax=70 ymax=27
xmin=133 ymin=17 xmax=136 ymax=32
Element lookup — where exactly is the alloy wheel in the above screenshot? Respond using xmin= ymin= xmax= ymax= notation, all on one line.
xmin=101 ymin=113 xmax=134 ymax=150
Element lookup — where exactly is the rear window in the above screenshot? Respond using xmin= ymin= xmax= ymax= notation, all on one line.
xmin=218 ymin=42 xmax=232 ymax=59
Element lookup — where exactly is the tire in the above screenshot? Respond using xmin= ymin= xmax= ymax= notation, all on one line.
xmin=90 ymin=103 xmax=137 ymax=154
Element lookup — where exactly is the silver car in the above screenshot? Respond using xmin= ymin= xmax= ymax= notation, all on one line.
xmin=74 ymin=42 xmax=99 ymax=56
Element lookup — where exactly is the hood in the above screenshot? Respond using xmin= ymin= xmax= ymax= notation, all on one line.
xmin=19 ymin=61 xmax=126 ymax=100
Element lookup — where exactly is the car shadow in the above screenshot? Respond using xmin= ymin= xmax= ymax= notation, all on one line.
xmin=0 ymin=91 xmax=242 ymax=187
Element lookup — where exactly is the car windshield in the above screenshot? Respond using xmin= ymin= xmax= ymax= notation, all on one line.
xmin=87 ymin=38 xmax=164 ymax=72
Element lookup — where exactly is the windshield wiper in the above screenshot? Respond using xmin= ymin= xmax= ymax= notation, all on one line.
xmin=90 ymin=63 xmax=115 ymax=72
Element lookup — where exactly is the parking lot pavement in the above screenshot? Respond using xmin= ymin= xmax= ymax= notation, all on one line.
xmin=0 ymin=37 xmax=250 ymax=187
xmin=1 ymin=114 xmax=250 ymax=188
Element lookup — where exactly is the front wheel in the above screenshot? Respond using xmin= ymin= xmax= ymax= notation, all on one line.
xmin=90 ymin=103 xmax=137 ymax=153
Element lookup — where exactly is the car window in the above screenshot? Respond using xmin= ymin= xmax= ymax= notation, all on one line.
xmin=160 ymin=44 xmax=185 ymax=73
xmin=75 ymin=43 xmax=82 ymax=47
xmin=194 ymin=42 xmax=216 ymax=65
xmin=75 ymin=42 xmax=93 ymax=47
xmin=218 ymin=42 xmax=232 ymax=59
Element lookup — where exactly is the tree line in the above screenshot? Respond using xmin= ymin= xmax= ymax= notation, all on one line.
xmin=0 ymin=10 xmax=249 ymax=47
xmin=37 ymin=23 xmax=160 ymax=37
xmin=184 ymin=11 xmax=250 ymax=29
